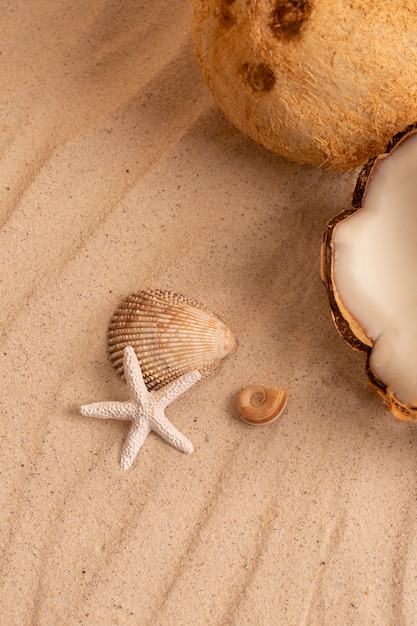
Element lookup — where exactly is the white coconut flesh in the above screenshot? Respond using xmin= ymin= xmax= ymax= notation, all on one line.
xmin=332 ymin=133 xmax=417 ymax=406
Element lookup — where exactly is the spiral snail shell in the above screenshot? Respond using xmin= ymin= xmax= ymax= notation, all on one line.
xmin=236 ymin=384 xmax=287 ymax=425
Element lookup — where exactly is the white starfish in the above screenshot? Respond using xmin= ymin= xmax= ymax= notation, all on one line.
xmin=80 ymin=346 xmax=201 ymax=470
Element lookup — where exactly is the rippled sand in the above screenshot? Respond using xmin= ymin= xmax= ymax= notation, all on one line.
xmin=1 ymin=2 xmax=416 ymax=624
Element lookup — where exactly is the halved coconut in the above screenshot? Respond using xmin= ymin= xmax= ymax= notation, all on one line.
xmin=321 ymin=123 xmax=417 ymax=420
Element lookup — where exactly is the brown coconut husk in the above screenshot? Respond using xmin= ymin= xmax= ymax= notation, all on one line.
xmin=191 ymin=0 xmax=417 ymax=169
xmin=321 ymin=123 xmax=417 ymax=420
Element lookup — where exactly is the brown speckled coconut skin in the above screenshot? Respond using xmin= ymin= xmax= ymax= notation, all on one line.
xmin=191 ymin=1 xmax=417 ymax=168
xmin=321 ymin=123 xmax=417 ymax=421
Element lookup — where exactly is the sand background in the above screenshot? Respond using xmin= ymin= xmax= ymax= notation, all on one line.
xmin=1 ymin=1 xmax=417 ymax=624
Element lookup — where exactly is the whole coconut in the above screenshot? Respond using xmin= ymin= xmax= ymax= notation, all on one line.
xmin=191 ymin=0 xmax=417 ymax=168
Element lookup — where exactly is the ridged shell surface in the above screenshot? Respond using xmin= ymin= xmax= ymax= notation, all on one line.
xmin=108 ymin=289 xmax=236 ymax=391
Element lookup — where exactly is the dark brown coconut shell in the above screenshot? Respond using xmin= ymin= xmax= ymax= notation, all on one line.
xmin=321 ymin=123 xmax=417 ymax=421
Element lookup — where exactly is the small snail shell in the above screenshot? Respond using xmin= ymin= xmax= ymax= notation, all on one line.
xmin=236 ymin=384 xmax=287 ymax=425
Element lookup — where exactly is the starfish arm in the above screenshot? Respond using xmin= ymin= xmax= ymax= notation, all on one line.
xmin=150 ymin=410 xmax=194 ymax=454
xmin=154 ymin=370 xmax=202 ymax=408
xmin=123 ymin=346 xmax=149 ymax=404
xmin=80 ymin=401 xmax=133 ymax=420
xmin=120 ymin=419 xmax=151 ymax=470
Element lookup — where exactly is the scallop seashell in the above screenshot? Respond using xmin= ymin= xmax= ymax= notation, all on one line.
xmin=236 ymin=384 xmax=287 ymax=426
xmin=108 ymin=289 xmax=236 ymax=391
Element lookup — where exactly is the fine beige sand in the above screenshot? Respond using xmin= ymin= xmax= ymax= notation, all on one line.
xmin=2 ymin=2 xmax=417 ymax=625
